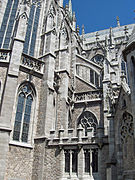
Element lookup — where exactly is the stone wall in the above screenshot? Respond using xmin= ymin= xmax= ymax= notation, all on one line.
xmin=43 ymin=147 xmax=62 ymax=180
xmin=5 ymin=145 xmax=33 ymax=180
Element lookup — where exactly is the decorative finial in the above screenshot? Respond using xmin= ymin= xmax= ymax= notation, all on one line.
xmin=82 ymin=24 xmax=85 ymax=35
xmin=65 ymin=4 xmax=69 ymax=12
xmin=116 ymin=16 xmax=120 ymax=27
xmin=73 ymin=12 xmax=76 ymax=22
xmin=68 ymin=0 xmax=72 ymax=18
xmin=124 ymin=26 xmax=129 ymax=41
xmin=109 ymin=27 xmax=113 ymax=45
xmin=72 ymin=12 xmax=76 ymax=31
xmin=76 ymin=25 xmax=80 ymax=34
xmin=105 ymin=36 xmax=108 ymax=47
xmin=96 ymin=32 xmax=99 ymax=41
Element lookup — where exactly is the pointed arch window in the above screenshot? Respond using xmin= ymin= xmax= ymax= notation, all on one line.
xmin=77 ymin=111 xmax=98 ymax=136
xmin=13 ymin=83 xmax=35 ymax=143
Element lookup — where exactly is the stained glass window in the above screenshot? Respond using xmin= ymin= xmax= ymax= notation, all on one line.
xmin=3 ymin=0 xmax=19 ymax=48
xmin=23 ymin=1 xmax=41 ymax=56
xmin=13 ymin=93 xmax=25 ymax=141
xmin=13 ymin=83 xmax=34 ymax=143
xmin=91 ymin=54 xmax=104 ymax=66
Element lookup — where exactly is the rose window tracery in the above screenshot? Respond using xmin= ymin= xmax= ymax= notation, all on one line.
xmin=120 ymin=112 xmax=134 ymax=143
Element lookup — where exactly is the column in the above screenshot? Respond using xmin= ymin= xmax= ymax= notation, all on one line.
xmin=78 ymin=148 xmax=84 ymax=179
xmin=106 ymin=114 xmax=116 ymax=180
xmin=60 ymin=149 xmax=65 ymax=179
xmin=90 ymin=149 xmax=92 ymax=176
xmin=70 ymin=150 xmax=72 ymax=176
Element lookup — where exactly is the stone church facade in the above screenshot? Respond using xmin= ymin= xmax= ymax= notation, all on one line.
xmin=0 ymin=0 xmax=135 ymax=180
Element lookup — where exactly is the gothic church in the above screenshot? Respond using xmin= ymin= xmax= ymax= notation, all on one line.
xmin=0 ymin=0 xmax=135 ymax=180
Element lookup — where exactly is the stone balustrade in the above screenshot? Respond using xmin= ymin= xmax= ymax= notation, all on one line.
xmin=74 ymin=90 xmax=103 ymax=102
xmin=21 ymin=53 xmax=45 ymax=73
xmin=0 ymin=49 xmax=10 ymax=62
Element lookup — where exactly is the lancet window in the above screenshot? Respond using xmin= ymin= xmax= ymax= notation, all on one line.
xmin=0 ymin=0 xmax=19 ymax=48
xmin=13 ymin=83 xmax=35 ymax=143
xmin=23 ymin=0 xmax=41 ymax=56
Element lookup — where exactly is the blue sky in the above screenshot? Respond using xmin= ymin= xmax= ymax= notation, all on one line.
xmin=64 ymin=0 xmax=135 ymax=34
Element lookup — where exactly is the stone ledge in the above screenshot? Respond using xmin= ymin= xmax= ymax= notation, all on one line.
xmin=9 ymin=140 xmax=33 ymax=149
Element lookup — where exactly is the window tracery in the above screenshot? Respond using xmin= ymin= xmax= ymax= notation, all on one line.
xmin=91 ymin=54 xmax=104 ymax=66
xmin=78 ymin=111 xmax=98 ymax=136
xmin=13 ymin=83 xmax=35 ymax=143
xmin=120 ymin=112 xmax=134 ymax=144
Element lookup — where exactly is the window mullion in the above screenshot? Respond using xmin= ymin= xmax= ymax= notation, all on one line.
xmin=19 ymin=94 xmax=26 ymax=142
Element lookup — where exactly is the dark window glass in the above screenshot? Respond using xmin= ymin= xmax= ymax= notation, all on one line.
xmin=29 ymin=6 xmax=40 ymax=56
xmin=3 ymin=0 xmax=19 ymax=48
xmin=72 ymin=150 xmax=78 ymax=173
xmin=91 ymin=54 xmax=104 ymax=66
xmin=65 ymin=150 xmax=70 ymax=173
xmin=95 ymin=72 xmax=99 ymax=87
xmin=90 ymin=69 xmax=94 ymax=84
xmin=85 ymin=150 xmax=90 ymax=173
xmin=13 ymin=93 xmax=25 ymax=141
xmin=121 ymin=60 xmax=127 ymax=75
xmin=23 ymin=2 xmax=41 ymax=56
xmin=92 ymin=149 xmax=98 ymax=173
xmin=21 ymin=95 xmax=33 ymax=142
xmin=23 ymin=5 xmax=35 ymax=54
xmin=0 ymin=0 xmax=13 ymax=48
xmin=13 ymin=84 xmax=34 ymax=143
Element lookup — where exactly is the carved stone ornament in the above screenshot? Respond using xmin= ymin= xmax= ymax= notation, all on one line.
xmin=120 ymin=112 xmax=134 ymax=144
xmin=21 ymin=0 xmax=41 ymax=8
xmin=21 ymin=0 xmax=31 ymax=6
xmin=48 ymin=3 xmax=56 ymax=17
xmin=60 ymin=21 xmax=68 ymax=44
xmin=78 ymin=111 xmax=98 ymax=134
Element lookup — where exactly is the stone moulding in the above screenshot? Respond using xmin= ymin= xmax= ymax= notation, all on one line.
xmin=21 ymin=53 xmax=45 ymax=74
xmin=74 ymin=90 xmax=103 ymax=103
xmin=0 ymin=49 xmax=11 ymax=63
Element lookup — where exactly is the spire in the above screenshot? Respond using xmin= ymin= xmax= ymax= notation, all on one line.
xmin=109 ymin=27 xmax=114 ymax=45
xmin=72 ymin=12 xmax=76 ymax=31
xmin=82 ymin=24 xmax=85 ymax=36
xmin=116 ymin=16 xmax=120 ymax=27
xmin=82 ymin=25 xmax=85 ymax=42
xmin=76 ymin=25 xmax=80 ymax=34
xmin=73 ymin=11 xmax=76 ymax=22
xmin=58 ymin=0 xmax=63 ymax=7
xmin=68 ymin=0 xmax=72 ymax=19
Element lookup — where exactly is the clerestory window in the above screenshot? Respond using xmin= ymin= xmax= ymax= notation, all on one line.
xmin=13 ymin=83 xmax=35 ymax=143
